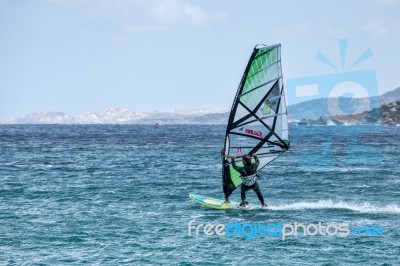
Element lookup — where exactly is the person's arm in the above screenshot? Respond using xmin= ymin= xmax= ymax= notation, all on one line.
xmin=252 ymin=153 xmax=260 ymax=168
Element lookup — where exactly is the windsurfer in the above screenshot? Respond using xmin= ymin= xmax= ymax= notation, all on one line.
xmin=223 ymin=150 xmax=268 ymax=208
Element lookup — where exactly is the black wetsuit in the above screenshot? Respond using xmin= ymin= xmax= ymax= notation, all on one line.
xmin=231 ymin=156 xmax=266 ymax=205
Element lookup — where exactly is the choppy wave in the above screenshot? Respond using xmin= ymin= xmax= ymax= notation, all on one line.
xmin=269 ymin=200 xmax=400 ymax=214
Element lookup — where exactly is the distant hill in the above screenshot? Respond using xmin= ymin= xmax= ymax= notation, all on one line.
xmin=297 ymin=100 xmax=400 ymax=125
xmin=380 ymin=87 xmax=400 ymax=103
xmin=4 ymin=87 xmax=399 ymax=125
xmin=4 ymin=108 xmax=229 ymax=125
xmin=333 ymin=100 xmax=400 ymax=125
xmin=288 ymin=87 xmax=400 ymax=121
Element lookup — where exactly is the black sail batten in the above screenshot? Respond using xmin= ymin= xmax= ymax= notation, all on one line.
xmin=233 ymin=113 xmax=287 ymax=130
xmin=232 ymin=83 xmax=288 ymax=150
xmin=244 ymin=61 xmax=280 ymax=88
xmin=232 ymin=79 xmax=280 ymax=129
xmin=231 ymin=102 xmax=256 ymax=129
xmin=229 ymin=131 xmax=287 ymax=150
xmin=222 ymin=44 xmax=290 ymax=200
xmin=239 ymin=78 xmax=279 ymax=98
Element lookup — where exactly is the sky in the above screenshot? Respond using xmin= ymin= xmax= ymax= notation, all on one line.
xmin=0 ymin=0 xmax=399 ymax=122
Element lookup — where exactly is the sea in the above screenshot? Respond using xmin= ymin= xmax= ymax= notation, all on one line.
xmin=0 ymin=124 xmax=399 ymax=265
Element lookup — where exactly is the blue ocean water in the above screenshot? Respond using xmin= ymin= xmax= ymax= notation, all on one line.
xmin=0 ymin=124 xmax=399 ymax=265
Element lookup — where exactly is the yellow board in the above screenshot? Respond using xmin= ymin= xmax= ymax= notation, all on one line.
xmin=189 ymin=194 xmax=259 ymax=210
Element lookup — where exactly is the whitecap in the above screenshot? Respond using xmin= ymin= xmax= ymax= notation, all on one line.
xmin=269 ymin=200 xmax=400 ymax=214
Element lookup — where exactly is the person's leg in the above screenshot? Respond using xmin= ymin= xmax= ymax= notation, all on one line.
xmin=240 ymin=184 xmax=252 ymax=206
xmin=252 ymin=182 xmax=267 ymax=206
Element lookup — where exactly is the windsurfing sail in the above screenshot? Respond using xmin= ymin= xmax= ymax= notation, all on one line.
xmin=222 ymin=44 xmax=290 ymax=199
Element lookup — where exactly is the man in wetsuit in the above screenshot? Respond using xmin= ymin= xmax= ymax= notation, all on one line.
xmin=226 ymin=153 xmax=268 ymax=208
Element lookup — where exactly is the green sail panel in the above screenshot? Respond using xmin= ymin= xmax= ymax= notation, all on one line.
xmin=222 ymin=44 xmax=290 ymax=199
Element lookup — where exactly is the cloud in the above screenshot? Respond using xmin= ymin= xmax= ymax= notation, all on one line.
xmin=183 ymin=4 xmax=210 ymax=26
xmin=152 ymin=0 xmax=181 ymax=22
xmin=326 ymin=28 xmax=351 ymax=39
xmin=276 ymin=22 xmax=314 ymax=36
xmin=183 ymin=3 xmax=226 ymax=26
xmin=125 ymin=25 xmax=167 ymax=32
xmin=152 ymin=0 xmax=227 ymax=27
xmin=372 ymin=0 xmax=398 ymax=5
xmin=363 ymin=18 xmax=388 ymax=42
xmin=47 ymin=0 xmax=226 ymax=31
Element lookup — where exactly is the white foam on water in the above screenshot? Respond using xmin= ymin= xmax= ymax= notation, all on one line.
xmin=269 ymin=200 xmax=400 ymax=214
